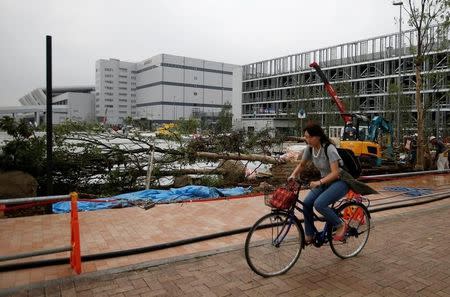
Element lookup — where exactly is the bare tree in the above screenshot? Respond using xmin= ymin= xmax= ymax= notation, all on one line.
xmin=402 ymin=0 xmax=449 ymax=169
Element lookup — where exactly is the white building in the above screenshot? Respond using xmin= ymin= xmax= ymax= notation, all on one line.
xmin=95 ymin=59 xmax=137 ymax=124
xmin=11 ymin=86 xmax=95 ymax=125
xmin=135 ymin=54 xmax=237 ymax=123
xmin=10 ymin=55 xmax=238 ymax=126
xmin=52 ymin=92 xmax=95 ymax=124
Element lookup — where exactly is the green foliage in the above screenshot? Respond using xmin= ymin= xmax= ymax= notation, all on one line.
xmin=215 ymin=103 xmax=233 ymax=133
xmin=197 ymin=175 xmax=224 ymax=188
xmin=0 ymin=117 xmax=45 ymax=179
xmin=176 ymin=117 xmax=199 ymax=135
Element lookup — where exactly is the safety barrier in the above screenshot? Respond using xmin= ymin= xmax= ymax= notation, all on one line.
xmin=0 ymin=192 xmax=81 ymax=274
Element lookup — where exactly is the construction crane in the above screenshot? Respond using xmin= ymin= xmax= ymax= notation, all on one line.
xmin=310 ymin=62 xmax=393 ymax=166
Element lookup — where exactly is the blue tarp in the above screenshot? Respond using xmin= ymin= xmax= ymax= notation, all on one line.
xmin=52 ymin=185 xmax=252 ymax=213
xmin=383 ymin=186 xmax=432 ymax=197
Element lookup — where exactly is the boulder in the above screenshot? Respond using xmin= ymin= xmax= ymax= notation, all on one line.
xmin=218 ymin=160 xmax=246 ymax=184
xmin=173 ymin=175 xmax=193 ymax=188
xmin=0 ymin=171 xmax=38 ymax=199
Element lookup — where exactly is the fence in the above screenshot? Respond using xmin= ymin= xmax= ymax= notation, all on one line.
xmin=0 ymin=192 xmax=81 ymax=274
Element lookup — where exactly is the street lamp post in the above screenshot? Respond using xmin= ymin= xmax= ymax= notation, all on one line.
xmin=393 ymin=1 xmax=403 ymax=145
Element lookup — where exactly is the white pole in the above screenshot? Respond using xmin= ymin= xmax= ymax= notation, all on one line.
xmin=145 ymin=148 xmax=155 ymax=189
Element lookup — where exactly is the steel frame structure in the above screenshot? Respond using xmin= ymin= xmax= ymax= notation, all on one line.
xmin=241 ymin=25 xmax=450 ymax=136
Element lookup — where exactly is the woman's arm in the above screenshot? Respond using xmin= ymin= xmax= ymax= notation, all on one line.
xmin=310 ymin=160 xmax=340 ymax=188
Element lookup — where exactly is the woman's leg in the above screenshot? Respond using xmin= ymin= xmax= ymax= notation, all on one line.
xmin=313 ymin=180 xmax=349 ymax=228
xmin=302 ymin=187 xmax=324 ymax=237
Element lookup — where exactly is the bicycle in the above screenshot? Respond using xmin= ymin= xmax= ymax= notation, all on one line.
xmin=244 ymin=181 xmax=371 ymax=277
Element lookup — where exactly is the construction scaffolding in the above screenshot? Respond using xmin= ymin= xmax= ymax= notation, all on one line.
xmin=241 ymin=25 xmax=450 ymax=137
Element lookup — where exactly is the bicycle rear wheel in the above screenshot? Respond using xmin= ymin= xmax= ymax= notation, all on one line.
xmin=245 ymin=211 xmax=304 ymax=277
xmin=329 ymin=202 xmax=370 ymax=259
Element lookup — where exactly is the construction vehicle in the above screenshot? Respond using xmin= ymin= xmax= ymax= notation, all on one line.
xmin=310 ymin=62 xmax=394 ymax=166
xmin=156 ymin=123 xmax=177 ymax=137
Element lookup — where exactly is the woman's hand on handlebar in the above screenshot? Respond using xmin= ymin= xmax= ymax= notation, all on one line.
xmin=309 ymin=180 xmax=321 ymax=188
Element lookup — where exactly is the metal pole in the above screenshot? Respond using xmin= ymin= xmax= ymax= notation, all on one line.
xmin=46 ymin=35 xmax=53 ymax=195
xmin=0 ymin=194 xmax=71 ymax=205
xmin=395 ymin=3 xmax=403 ymax=145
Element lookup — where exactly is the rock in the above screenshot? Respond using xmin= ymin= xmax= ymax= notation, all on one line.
xmin=218 ymin=160 xmax=246 ymax=184
xmin=173 ymin=175 xmax=193 ymax=187
xmin=0 ymin=171 xmax=38 ymax=199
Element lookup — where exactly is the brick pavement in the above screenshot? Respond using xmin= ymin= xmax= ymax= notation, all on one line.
xmin=3 ymin=199 xmax=450 ymax=297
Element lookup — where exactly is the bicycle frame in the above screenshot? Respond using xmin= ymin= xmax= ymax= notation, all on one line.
xmin=273 ymin=186 xmax=370 ymax=248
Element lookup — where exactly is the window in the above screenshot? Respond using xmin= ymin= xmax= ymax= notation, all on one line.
xmin=95 ymin=104 xmax=99 ymax=108
xmin=105 ymin=74 xmax=113 ymax=78
xmin=119 ymin=105 xmax=128 ymax=108
xmin=194 ymin=76 xmax=197 ymax=80
xmin=119 ymin=87 xmax=127 ymax=90
xmin=105 ymin=86 xmax=113 ymax=90
xmin=119 ymin=93 xmax=127 ymax=96
xmin=119 ymin=81 xmax=127 ymax=84
xmin=119 ymin=99 xmax=127 ymax=102
xmin=105 ymin=98 xmax=113 ymax=102
xmin=105 ymin=68 xmax=113 ymax=72
xmin=105 ymin=80 xmax=113 ymax=84
xmin=105 ymin=92 xmax=113 ymax=96
xmin=131 ymin=94 xmax=136 ymax=97
xmin=119 ymin=110 xmax=127 ymax=114
xmin=131 ymin=76 xmax=136 ymax=80
xmin=194 ymin=92 xmax=197 ymax=96
xmin=119 ymin=75 xmax=127 ymax=78
xmin=119 ymin=67 xmax=128 ymax=72
xmin=105 ymin=104 xmax=114 ymax=108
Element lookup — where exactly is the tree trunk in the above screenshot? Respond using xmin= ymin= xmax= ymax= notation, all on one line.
xmin=415 ymin=62 xmax=425 ymax=170
xmin=194 ymin=152 xmax=281 ymax=164
xmin=159 ymin=168 xmax=228 ymax=176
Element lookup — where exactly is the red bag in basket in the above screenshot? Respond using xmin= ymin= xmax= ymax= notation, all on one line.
xmin=268 ymin=182 xmax=299 ymax=209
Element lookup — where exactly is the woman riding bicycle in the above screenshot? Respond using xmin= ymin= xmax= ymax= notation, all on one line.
xmin=288 ymin=122 xmax=349 ymax=243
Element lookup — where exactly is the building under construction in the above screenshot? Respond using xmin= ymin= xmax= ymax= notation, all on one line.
xmin=235 ymin=25 xmax=450 ymax=139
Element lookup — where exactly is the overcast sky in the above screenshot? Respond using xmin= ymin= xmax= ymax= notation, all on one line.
xmin=0 ymin=0 xmax=408 ymax=106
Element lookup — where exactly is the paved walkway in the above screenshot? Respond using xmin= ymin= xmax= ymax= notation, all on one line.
xmin=0 ymin=173 xmax=449 ymax=296
xmin=4 ymin=200 xmax=450 ymax=297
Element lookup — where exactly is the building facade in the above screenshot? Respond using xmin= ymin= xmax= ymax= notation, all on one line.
xmin=52 ymin=92 xmax=94 ymax=124
xmin=95 ymin=59 xmax=137 ymax=124
xmin=95 ymin=54 xmax=237 ymax=125
xmin=235 ymin=25 xmax=450 ymax=137
xmin=135 ymin=54 xmax=236 ymax=123
xmin=13 ymin=86 xmax=95 ymax=125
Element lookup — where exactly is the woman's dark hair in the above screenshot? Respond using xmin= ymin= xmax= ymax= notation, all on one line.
xmin=303 ymin=121 xmax=332 ymax=145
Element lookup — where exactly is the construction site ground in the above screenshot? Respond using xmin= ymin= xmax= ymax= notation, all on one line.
xmin=0 ymin=173 xmax=449 ymax=296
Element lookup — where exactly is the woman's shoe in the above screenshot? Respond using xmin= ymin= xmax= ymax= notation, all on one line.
xmin=305 ymin=236 xmax=314 ymax=245
xmin=332 ymin=223 xmax=348 ymax=241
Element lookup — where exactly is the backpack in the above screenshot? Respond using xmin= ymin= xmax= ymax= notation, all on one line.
xmin=309 ymin=143 xmax=362 ymax=179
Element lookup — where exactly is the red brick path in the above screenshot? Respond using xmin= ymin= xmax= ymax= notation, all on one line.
xmin=4 ymin=200 xmax=450 ymax=297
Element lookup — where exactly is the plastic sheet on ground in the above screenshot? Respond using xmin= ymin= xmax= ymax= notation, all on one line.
xmin=52 ymin=185 xmax=252 ymax=213
xmin=383 ymin=186 xmax=432 ymax=197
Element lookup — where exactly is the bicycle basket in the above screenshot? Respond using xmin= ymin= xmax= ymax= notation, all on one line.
xmin=266 ymin=182 xmax=299 ymax=210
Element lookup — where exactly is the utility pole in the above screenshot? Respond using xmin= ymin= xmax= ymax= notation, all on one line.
xmin=393 ymin=1 xmax=403 ymax=145
xmin=46 ymin=35 xmax=53 ymax=195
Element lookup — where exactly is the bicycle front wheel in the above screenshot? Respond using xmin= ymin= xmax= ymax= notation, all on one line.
xmin=245 ymin=211 xmax=304 ymax=277
xmin=329 ymin=202 xmax=371 ymax=259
